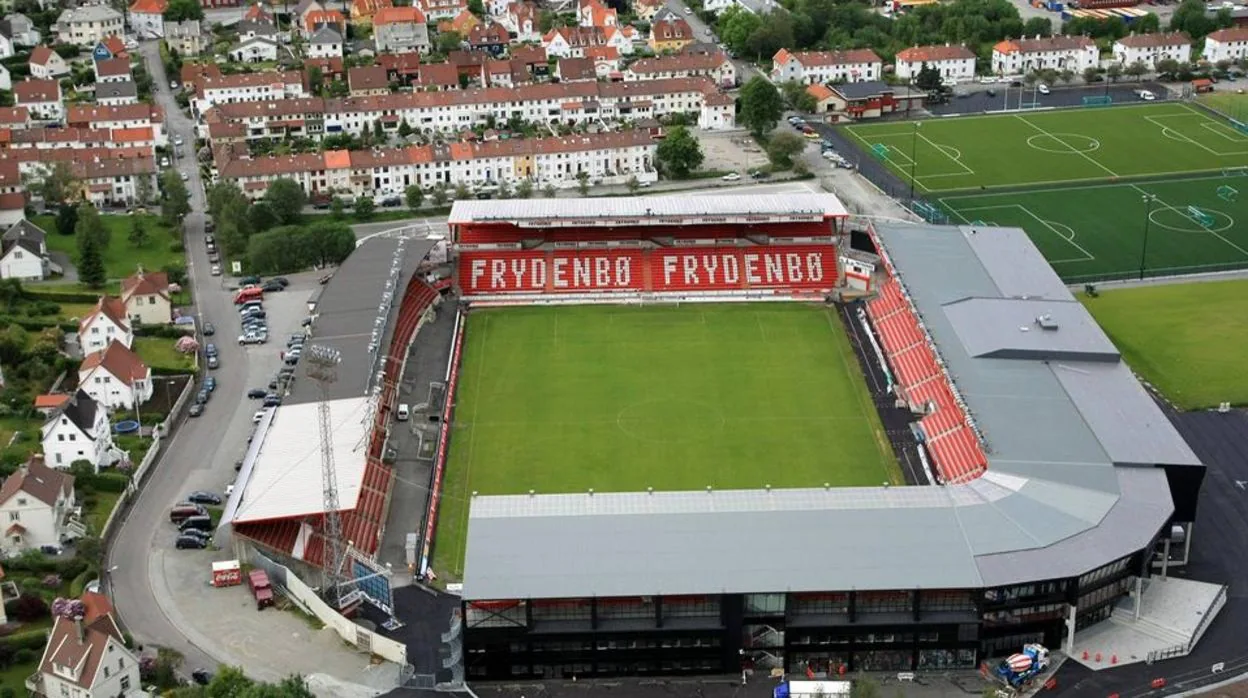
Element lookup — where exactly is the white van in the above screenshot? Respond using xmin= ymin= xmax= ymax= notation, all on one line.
xmin=1037 ymin=83 xmax=1050 ymax=95
xmin=396 ymin=404 xmax=410 ymax=421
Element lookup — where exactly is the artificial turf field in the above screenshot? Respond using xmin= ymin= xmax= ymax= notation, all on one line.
xmin=431 ymin=303 xmax=900 ymax=578
xmin=844 ymin=103 xmax=1248 ymax=282
xmin=1080 ymin=279 xmax=1248 ymax=410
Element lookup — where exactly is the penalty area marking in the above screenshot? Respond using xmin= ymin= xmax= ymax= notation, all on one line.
xmin=943 ymin=202 xmax=1095 ymax=264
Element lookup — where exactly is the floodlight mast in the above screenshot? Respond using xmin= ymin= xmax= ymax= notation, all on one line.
xmin=306 ymin=344 xmax=347 ymax=607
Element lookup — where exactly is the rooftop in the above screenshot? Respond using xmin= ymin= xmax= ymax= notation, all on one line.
xmin=448 ymin=194 xmax=849 ymax=225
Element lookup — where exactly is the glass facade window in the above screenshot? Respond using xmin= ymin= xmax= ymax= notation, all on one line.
xmin=744 ymin=593 xmax=786 ymax=616
xmin=791 ymin=652 xmax=849 ymax=676
xmin=853 ymin=650 xmax=912 ymax=671
xmin=791 ymin=593 xmax=849 ymax=615
xmin=857 ymin=591 xmax=912 ymax=614
xmin=466 ymin=601 xmax=525 ymax=628
xmin=983 ymin=581 xmax=1065 ymax=604
xmin=531 ymin=599 xmax=592 ymax=622
xmin=1078 ymin=577 xmax=1132 ymax=610
xmin=597 ymin=597 xmax=656 ymax=620
xmin=917 ymin=649 xmax=976 ymax=670
xmin=1078 ymin=556 xmax=1132 ymax=590
xmin=663 ymin=596 xmax=720 ymax=619
xmin=982 ymin=631 xmax=1044 ymax=655
xmin=921 ymin=590 xmax=976 ymax=613
xmin=855 ymin=633 xmax=913 ymax=644
xmin=983 ymin=603 xmax=1067 ymax=627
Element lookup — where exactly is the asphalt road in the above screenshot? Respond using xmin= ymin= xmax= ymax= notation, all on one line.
xmin=665 ymin=0 xmax=760 ymax=83
xmin=105 ymin=41 xmax=244 ymax=671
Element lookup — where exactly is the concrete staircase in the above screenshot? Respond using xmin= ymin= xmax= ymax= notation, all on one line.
xmin=1109 ymin=606 xmax=1190 ymax=649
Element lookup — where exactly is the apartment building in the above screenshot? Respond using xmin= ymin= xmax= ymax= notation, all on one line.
xmin=625 ymin=51 xmax=736 ymax=88
xmin=54 ymin=5 xmax=123 ymax=47
xmin=1202 ymin=27 xmax=1248 ymax=63
xmin=217 ymin=131 xmax=659 ymax=197
xmin=771 ymin=48 xmax=883 ymax=84
xmin=543 ymin=25 xmax=635 ymax=58
xmin=415 ymin=0 xmax=467 ymax=20
xmin=193 ymin=70 xmax=307 ymax=114
xmin=991 ymin=35 xmax=1097 ymax=75
xmin=1113 ymin=32 xmax=1190 ymax=68
xmin=127 ymin=0 xmax=166 ymax=38
xmin=893 ymin=44 xmax=976 ymax=83
xmin=67 ymin=103 xmax=166 ymax=145
xmin=14 ymin=78 xmax=62 ymax=121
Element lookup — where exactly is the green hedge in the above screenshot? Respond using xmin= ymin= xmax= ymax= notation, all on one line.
xmin=26 ymin=290 xmax=101 ymax=304
xmin=0 ymin=315 xmax=78 ymax=334
xmin=134 ymin=324 xmax=192 ymax=339
xmin=0 ymin=629 xmax=49 ymax=653
xmin=151 ymin=365 xmax=194 ymax=377
xmin=93 ymin=473 xmax=131 ymax=494
xmin=69 ymin=568 xmax=96 ymax=598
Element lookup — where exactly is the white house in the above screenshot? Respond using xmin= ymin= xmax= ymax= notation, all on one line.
xmin=196 ymin=71 xmax=305 ymax=113
xmin=2 ymin=13 xmax=41 ymax=47
xmin=28 ymin=45 xmax=69 ymax=79
xmin=992 ymin=35 xmax=1097 ymax=76
xmin=164 ymin=20 xmax=204 ymax=56
xmin=228 ymin=36 xmax=279 ymax=63
xmin=543 ymin=25 xmax=634 ymax=58
xmin=77 ymin=296 xmax=133 ymax=353
xmin=0 ymin=29 xmax=13 ymax=59
xmin=127 ymin=0 xmax=166 ymax=38
xmin=625 ymin=51 xmax=737 ymax=88
xmin=1203 ymin=27 xmax=1248 ymax=64
xmin=54 ymin=5 xmax=124 ymax=47
xmin=40 ymin=390 xmax=118 ymax=472
xmin=120 ymin=269 xmax=173 ymax=325
xmin=0 ymin=64 xmax=10 ymax=91
xmin=0 ymin=455 xmax=81 ymax=555
xmin=894 ymin=44 xmax=976 ymax=83
xmin=502 ymin=2 xmax=539 ymax=43
xmin=78 ymin=340 xmax=152 ymax=411
xmin=32 ymin=592 xmax=143 ymax=698
xmin=0 ymin=220 xmax=49 ymax=280
xmin=306 ymin=26 xmax=343 ymax=58
xmin=771 ymin=48 xmax=883 ymax=85
xmin=13 ymin=77 xmax=62 ymax=121
xmin=1113 ymin=32 xmax=1191 ymax=69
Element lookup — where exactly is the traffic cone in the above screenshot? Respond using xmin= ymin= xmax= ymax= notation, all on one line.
xmin=1082 ymin=651 xmax=1089 ymax=661
xmin=1111 ymin=655 xmax=1118 ymax=665
xmin=1095 ymin=653 xmax=1102 ymax=663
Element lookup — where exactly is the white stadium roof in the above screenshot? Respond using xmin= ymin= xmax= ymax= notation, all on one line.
xmin=448 ymin=194 xmax=849 ymax=225
xmin=231 ymin=396 xmax=373 ymax=524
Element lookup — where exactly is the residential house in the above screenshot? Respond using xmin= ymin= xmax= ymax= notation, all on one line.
xmin=378 ymin=52 xmax=420 ymax=85
xmin=1 ymin=14 xmax=40 ymax=47
xmin=579 ymin=0 xmax=616 ymax=27
xmin=415 ymin=0 xmax=467 ymax=21
xmin=237 ymin=18 xmax=278 ymax=42
xmin=302 ymin=9 xmax=346 ymax=37
xmin=417 ymin=63 xmax=460 ymax=90
xmin=78 ymin=340 xmax=152 ymax=411
xmin=894 ymin=44 xmax=976 ymax=83
xmin=649 ymin=17 xmax=693 ymax=53
xmin=76 ymin=157 xmax=158 ymax=207
xmin=350 ymin=0 xmax=392 ymax=26
xmin=92 ymin=35 xmax=128 ymax=61
xmin=468 ymin=22 xmax=508 ymax=55
xmin=34 ymin=394 xmax=69 ymax=418
xmin=229 ymin=35 xmax=277 ymax=62
xmin=1205 ymin=27 xmax=1248 ymax=63
xmin=0 ymin=219 xmax=48 ymax=280
xmin=29 ymin=45 xmax=70 ymax=79
xmin=31 ymin=592 xmax=142 ymax=698
xmin=40 ymin=390 xmax=117 ymax=471
xmin=127 ymin=0 xmax=166 ymax=38
xmin=120 ymin=269 xmax=173 ymax=325
xmin=0 ymin=455 xmax=79 ymax=555
xmin=307 ymin=26 xmax=343 ymax=58
xmin=244 ymin=2 xmax=276 ymax=22
xmin=584 ymin=46 xmax=620 ymax=78
xmin=373 ymin=7 xmax=430 ymax=54
xmin=0 ymin=27 xmax=12 ymax=58
xmin=438 ymin=8 xmax=478 ymax=35
xmin=824 ymin=80 xmax=924 ymax=120
xmin=348 ymin=65 xmax=390 ymax=95
xmin=557 ymin=57 xmax=596 ymax=82
xmin=502 ymin=2 xmax=539 ymax=43
xmin=66 ymin=103 xmax=165 ymax=144
xmin=1111 ymin=32 xmax=1190 ymax=68
xmin=93 ymin=57 xmax=131 ymax=83
xmin=626 ymin=51 xmax=735 ymax=87
xmin=54 ymin=5 xmax=124 ymax=46
xmin=634 ymin=0 xmax=664 ymax=20
xmin=195 ymin=71 xmax=306 ymax=113
xmin=96 ymin=80 xmax=139 ymax=105
xmin=14 ymin=78 xmax=62 ymax=121
xmin=291 ymin=0 xmax=325 ymax=27
xmin=77 ymin=296 xmax=132 ymax=353
xmin=804 ymin=82 xmax=835 ymax=113
xmin=544 ymin=25 xmax=633 ymax=58
xmin=771 ymin=48 xmax=883 ymax=84
xmin=0 ymin=64 xmax=9 ymax=91
xmin=991 ymin=35 xmax=1098 ymax=75
xmin=165 ymin=20 xmax=205 ymax=56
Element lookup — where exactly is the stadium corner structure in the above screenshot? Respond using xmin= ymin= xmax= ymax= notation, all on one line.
xmin=224 ymin=195 xmax=1207 ymax=683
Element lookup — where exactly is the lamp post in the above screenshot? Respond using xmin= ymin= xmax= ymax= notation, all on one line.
xmin=1139 ymin=193 xmax=1157 ymax=281
xmin=909 ymin=121 xmax=921 ymax=204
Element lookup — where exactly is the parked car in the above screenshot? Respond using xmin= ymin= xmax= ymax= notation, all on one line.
xmin=40 ymin=545 xmax=62 ymax=555
xmin=175 ymin=535 xmax=208 ymax=550
xmin=239 ymin=334 xmax=267 ymax=345
xmin=318 ymin=273 xmax=333 ymax=285
xmin=205 ymin=233 xmax=215 ymax=244
xmin=194 ymin=390 xmax=208 ymax=405
xmin=261 ymin=281 xmax=283 ymax=292
xmin=207 ymin=356 xmax=220 ymax=370
xmin=187 ymin=491 xmax=222 ymax=505
xmin=204 ymin=343 xmax=218 ymax=357
xmin=169 ymin=504 xmax=207 ymax=523
xmin=210 ymin=265 xmax=221 ymax=276
xmin=202 ymin=322 xmax=215 ymax=336
xmin=204 ymin=377 xmax=217 ymax=392
xmin=721 ymin=173 xmax=741 ymax=181
xmin=247 ymin=388 xmax=267 ymax=399
xmin=1037 ymin=83 xmax=1050 ymax=95
xmin=263 ymin=394 xmax=281 ymax=407
xmin=253 ymin=410 xmax=267 ymax=423
xmin=192 ymin=669 xmax=212 ymax=685
xmin=240 ymin=275 xmax=261 ymax=285
xmin=180 ymin=528 xmax=211 ymax=543
xmin=240 ymin=309 xmax=266 ymax=320
xmin=188 ymin=403 xmax=204 ymax=417
xmin=248 ymin=569 xmax=275 ymax=610
xmin=271 ymin=277 xmax=289 ymax=287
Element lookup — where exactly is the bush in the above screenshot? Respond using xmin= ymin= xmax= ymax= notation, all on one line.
xmin=11 ymin=648 xmax=33 ymax=664
xmin=27 ymin=290 xmax=99 ymax=304
xmin=169 ymin=240 xmax=185 ymax=253
xmin=0 ymin=629 xmax=50 ymax=653
xmin=68 ymin=569 xmax=94 ymax=598
xmin=93 ymin=472 xmax=131 ymax=494
xmin=6 ymin=595 xmax=47 ymax=623
xmin=41 ymin=574 xmax=61 ymax=588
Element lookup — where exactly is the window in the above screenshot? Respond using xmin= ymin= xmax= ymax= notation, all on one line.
xmin=16 ymin=498 xmax=24 ymax=506
xmin=120 ymin=676 xmax=131 ymax=690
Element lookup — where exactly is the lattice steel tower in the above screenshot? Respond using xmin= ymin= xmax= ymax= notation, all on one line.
xmin=306 ymin=345 xmax=347 ymax=606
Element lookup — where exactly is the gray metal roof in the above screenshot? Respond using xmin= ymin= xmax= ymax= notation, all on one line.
xmin=448 ymin=195 xmax=848 ymax=225
xmin=460 ymin=220 xmax=1197 ymax=601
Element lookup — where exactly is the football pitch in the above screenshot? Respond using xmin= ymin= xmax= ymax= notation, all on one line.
xmin=844 ymin=103 xmax=1248 ymax=282
xmin=431 ymin=303 xmax=900 ymax=578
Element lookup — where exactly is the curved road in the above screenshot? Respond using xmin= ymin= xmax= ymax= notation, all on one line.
xmin=106 ymin=41 xmax=248 ymax=671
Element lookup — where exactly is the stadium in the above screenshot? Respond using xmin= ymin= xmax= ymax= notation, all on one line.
xmin=220 ymin=193 xmax=1207 ymax=683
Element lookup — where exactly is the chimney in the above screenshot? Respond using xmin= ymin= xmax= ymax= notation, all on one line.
xmin=74 ymin=617 xmax=85 ymax=644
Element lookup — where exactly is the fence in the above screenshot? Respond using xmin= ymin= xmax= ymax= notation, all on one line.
xmin=250 ymin=550 xmax=408 ymax=665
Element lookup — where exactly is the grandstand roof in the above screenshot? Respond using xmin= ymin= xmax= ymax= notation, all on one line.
xmin=230 ymin=397 xmax=373 ymax=524
xmin=448 ymin=194 xmax=848 ymax=226
xmin=286 ymin=235 xmax=435 ymax=406
xmin=460 ymin=221 xmax=1199 ymax=601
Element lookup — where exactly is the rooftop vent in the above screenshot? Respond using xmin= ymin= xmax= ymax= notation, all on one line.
xmin=1035 ymin=314 xmax=1059 ymax=331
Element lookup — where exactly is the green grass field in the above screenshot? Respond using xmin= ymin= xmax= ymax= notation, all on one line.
xmin=1198 ymin=91 xmax=1248 ymax=124
xmin=432 ymin=303 xmax=900 ymax=579
xmin=34 ymin=214 xmax=181 ymax=283
xmin=846 ymin=103 xmax=1248 ymax=193
xmin=1080 ymin=279 xmax=1248 ymax=410
xmin=939 ymin=175 xmax=1248 ymax=282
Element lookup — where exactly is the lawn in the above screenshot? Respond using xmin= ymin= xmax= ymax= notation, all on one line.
xmin=34 ymin=214 xmax=182 ymax=283
xmin=845 ymin=103 xmax=1248 ymax=194
xmin=431 ymin=303 xmax=900 ymax=579
xmin=0 ymin=659 xmax=38 ymax=696
xmin=133 ymin=336 xmax=196 ymax=372
xmin=84 ymin=490 xmax=122 ymax=535
xmin=938 ymin=174 xmax=1248 ymax=283
xmin=1198 ymin=91 xmax=1248 ymax=123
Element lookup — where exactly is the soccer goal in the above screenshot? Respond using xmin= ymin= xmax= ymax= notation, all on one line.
xmin=1187 ymin=205 xmax=1216 ymax=228
xmin=1218 ymin=185 xmax=1238 ymax=202
xmin=871 ymin=143 xmax=890 ymax=158
xmin=911 ymin=200 xmax=948 ymax=224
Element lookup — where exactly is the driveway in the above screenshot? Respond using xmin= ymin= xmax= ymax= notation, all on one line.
xmin=107 ymin=41 xmax=392 ymax=692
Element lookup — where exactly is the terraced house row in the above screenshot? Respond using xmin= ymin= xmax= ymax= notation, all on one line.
xmin=213 ymin=130 xmax=659 ymax=196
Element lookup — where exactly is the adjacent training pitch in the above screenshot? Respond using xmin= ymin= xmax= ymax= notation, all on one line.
xmin=1080 ymin=279 xmax=1248 ymax=411
xmin=845 ymin=103 xmax=1248 ymax=282
xmin=432 ymin=303 xmax=900 ymax=578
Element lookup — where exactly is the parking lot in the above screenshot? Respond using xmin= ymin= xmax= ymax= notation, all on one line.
xmin=697 ymin=131 xmax=768 ymax=175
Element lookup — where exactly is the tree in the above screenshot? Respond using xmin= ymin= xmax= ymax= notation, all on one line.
xmin=913 ymin=63 xmax=943 ymax=92
xmin=1125 ymin=60 xmax=1148 ymax=81
xmin=26 ymin=161 xmax=79 ymax=208
xmin=467 ymin=0 xmax=483 ymax=14
xmin=1022 ymin=16 xmax=1052 ymax=37
xmin=453 ymin=181 xmax=471 ymax=200
xmin=353 ymin=196 xmax=375 ymax=220
xmin=405 ymin=185 xmax=424 ymax=211
xmin=542 ymin=183 xmax=557 ymax=198
xmin=1170 ymin=0 xmax=1216 ymax=38
xmin=515 ymin=179 xmax=534 ymax=199
xmin=159 ymin=170 xmax=191 ymax=225
xmin=75 ymin=202 xmax=107 ymax=249
xmin=496 ymin=179 xmax=513 ymax=199
xmin=135 ymin=173 xmax=154 ymax=205
xmin=78 ymin=228 xmax=106 ymax=288
xmin=781 ymin=79 xmax=818 ymax=112
xmin=1136 ymin=11 xmax=1160 ymax=33
xmin=437 ymin=30 xmax=462 ymax=54
xmin=850 ymin=675 xmax=881 ymax=698
xmin=398 ymin=119 xmax=413 ymax=138
xmin=248 ymin=201 xmax=279 ymax=233
xmin=656 ymin=125 xmax=704 ymax=178
xmin=307 ymin=66 xmax=324 ymax=95
xmin=575 ymin=171 xmax=590 ymax=197
xmin=55 ymin=203 xmax=78 ymax=237
xmin=128 ymin=217 xmax=149 ymax=247
xmin=1154 ymin=58 xmax=1180 ymax=78
xmin=625 ymin=176 xmax=640 ymax=194
xmin=538 ymin=9 xmax=557 ymax=33
xmin=431 ymin=184 xmax=449 ymax=207
xmin=330 ymin=196 xmax=345 ymax=219
xmin=1058 ymin=68 xmax=1075 ymax=85
xmin=163 ymin=0 xmax=203 ymax=20
xmin=1082 ymin=66 xmax=1100 ymax=84
xmin=766 ymin=131 xmax=806 ymax=169
xmin=262 ymin=178 xmax=307 ymax=225
xmin=1107 ymin=62 xmax=1123 ymax=82
xmin=739 ymin=76 xmax=783 ymax=138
